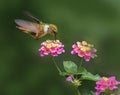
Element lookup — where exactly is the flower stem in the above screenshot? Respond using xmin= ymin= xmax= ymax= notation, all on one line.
xmin=52 ymin=57 xmax=61 ymax=73
xmin=79 ymin=59 xmax=83 ymax=67
xmin=75 ymin=87 xmax=81 ymax=95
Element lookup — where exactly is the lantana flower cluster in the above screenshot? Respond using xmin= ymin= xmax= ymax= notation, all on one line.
xmin=95 ymin=76 xmax=120 ymax=95
xmin=71 ymin=41 xmax=97 ymax=61
xmin=38 ymin=40 xmax=65 ymax=57
xmin=39 ymin=40 xmax=97 ymax=62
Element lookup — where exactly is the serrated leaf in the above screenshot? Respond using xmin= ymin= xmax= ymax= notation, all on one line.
xmin=81 ymin=72 xmax=101 ymax=81
xmin=63 ymin=61 xmax=77 ymax=73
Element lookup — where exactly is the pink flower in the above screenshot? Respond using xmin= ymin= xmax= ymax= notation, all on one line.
xmin=95 ymin=76 xmax=120 ymax=95
xmin=38 ymin=40 xmax=65 ymax=57
xmin=66 ymin=75 xmax=74 ymax=82
xmin=71 ymin=41 xmax=97 ymax=62
xmin=66 ymin=75 xmax=81 ymax=87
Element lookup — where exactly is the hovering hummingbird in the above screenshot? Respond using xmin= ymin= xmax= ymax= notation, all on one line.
xmin=15 ymin=13 xmax=57 ymax=40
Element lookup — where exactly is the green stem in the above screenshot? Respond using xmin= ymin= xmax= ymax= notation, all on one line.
xmin=79 ymin=59 xmax=83 ymax=67
xmin=75 ymin=87 xmax=81 ymax=95
xmin=52 ymin=57 xmax=61 ymax=73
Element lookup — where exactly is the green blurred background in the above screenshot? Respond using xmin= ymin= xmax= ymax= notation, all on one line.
xmin=0 ymin=0 xmax=120 ymax=95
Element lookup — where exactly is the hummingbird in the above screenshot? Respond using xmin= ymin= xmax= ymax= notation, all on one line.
xmin=15 ymin=12 xmax=57 ymax=40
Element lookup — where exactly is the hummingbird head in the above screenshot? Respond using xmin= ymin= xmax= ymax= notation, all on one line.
xmin=48 ymin=24 xmax=58 ymax=39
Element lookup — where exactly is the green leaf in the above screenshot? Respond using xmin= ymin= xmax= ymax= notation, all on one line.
xmin=81 ymin=72 xmax=101 ymax=81
xmin=77 ymin=66 xmax=87 ymax=74
xmin=63 ymin=61 xmax=77 ymax=73
xmin=59 ymin=72 xmax=68 ymax=76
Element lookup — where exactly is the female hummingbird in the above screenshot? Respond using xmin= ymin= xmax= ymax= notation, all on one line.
xmin=15 ymin=13 xmax=57 ymax=40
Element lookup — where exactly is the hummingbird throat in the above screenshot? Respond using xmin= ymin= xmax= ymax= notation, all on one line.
xmin=43 ymin=24 xmax=49 ymax=32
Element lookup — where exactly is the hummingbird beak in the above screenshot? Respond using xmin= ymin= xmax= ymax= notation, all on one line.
xmin=52 ymin=30 xmax=57 ymax=40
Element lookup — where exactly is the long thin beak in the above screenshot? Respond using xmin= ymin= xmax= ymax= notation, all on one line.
xmin=53 ymin=30 xmax=57 ymax=40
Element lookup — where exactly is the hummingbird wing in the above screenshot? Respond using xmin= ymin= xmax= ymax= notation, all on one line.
xmin=15 ymin=19 xmax=47 ymax=39
xmin=15 ymin=19 xmax=39 ymax=33
xmin=24 ymin=12 xmax=41 ymax=24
